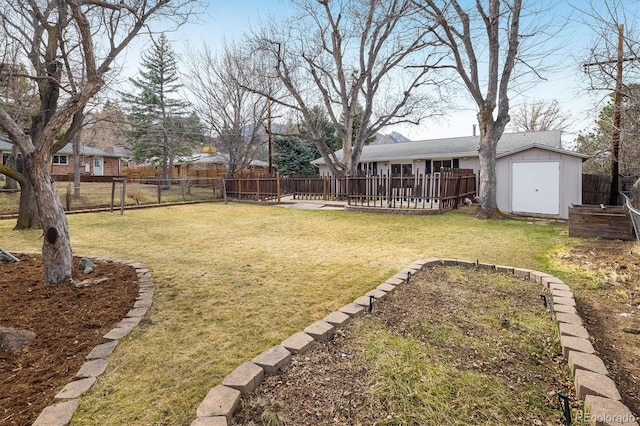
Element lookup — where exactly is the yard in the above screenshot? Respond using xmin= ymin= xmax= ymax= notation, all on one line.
xmin=0 ymin=202 xmax=638 ymax=425
xmin=0 ymin=181 xmax=218 ymax=216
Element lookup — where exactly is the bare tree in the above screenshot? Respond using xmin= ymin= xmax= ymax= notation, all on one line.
xmin=83 ymin=101 xmax=128 ymax=151
xmin=511 ymin=99 xmax=571 ymax=132
xmin=251 ymin=0 xmax=445 ymax=177
xmin=184 ymin=42 xmax=273 ymax=177
xmin=415 ymin=0 xmax=556 ymax=219
xmin=0 ymin=0 xmax=201 ymax=284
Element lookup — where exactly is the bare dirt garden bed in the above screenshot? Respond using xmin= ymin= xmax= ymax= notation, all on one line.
xmin=232 ymin=266 xmax=574 ymax=425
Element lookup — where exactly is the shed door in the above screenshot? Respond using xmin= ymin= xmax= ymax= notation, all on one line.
xmin=512 ymin=162 xmax=559 ymax=215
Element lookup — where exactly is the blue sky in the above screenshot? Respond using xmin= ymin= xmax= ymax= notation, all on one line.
xmin=119 ymin=0 xmax=640 ymax=144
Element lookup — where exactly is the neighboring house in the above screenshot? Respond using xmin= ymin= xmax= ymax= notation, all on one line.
xmin=180 ymin=152 xmax=270 ymax=175
xmin=0 ymin=137 xmax=125 ymax=178
xmin=311 ymin=130 xmax=588 ymax=219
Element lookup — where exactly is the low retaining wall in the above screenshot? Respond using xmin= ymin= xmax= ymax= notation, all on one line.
xmin=190 ymin=259 xmax=638 ymax=426
xmin=31 ymin=257 xmax=154 ymax=426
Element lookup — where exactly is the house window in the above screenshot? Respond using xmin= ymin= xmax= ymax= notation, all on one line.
xmin=391 ymin=163 xmax=412 ymax=176
xmin=94 ymin=158 xmax=101 ymax=167
xmin=426 ymin=158 xmax=460 ymax=173
xmin=53 ymin=155 xmax=68 ymax=165
xmin=2 ymin=153 xmax=8 ymax=165
xmin=357 ymin=162 xmax=378 ymax=176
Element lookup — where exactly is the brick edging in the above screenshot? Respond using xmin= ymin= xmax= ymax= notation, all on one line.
xmin=190 ymin=258 xmax=638 ymax=426
xmin=31 ymin=256 xmax=155 ymax=426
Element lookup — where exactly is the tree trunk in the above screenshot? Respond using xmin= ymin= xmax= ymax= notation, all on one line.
xmin=168 ymin=156 xmax=175 ymax=188
xmin=476 ymin=141 xmax=498 ymax=219
xmin=4 ymin=146 xmax=18 ymax=190
xmin=73 ymin=131 xmax=81 ymax=197
xmin=475 ymin=112 xmax=503 ymax=219
xmin=25 ymin=156 xmax=73 ymax=284
xmin=161 ymin=157 xmax=170 ymax=188
xmin=14 ymin=180 xmax=40 ymax=230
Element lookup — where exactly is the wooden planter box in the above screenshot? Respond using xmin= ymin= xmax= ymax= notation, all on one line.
xmin=568 ymin=205 xmax=635 ymax=240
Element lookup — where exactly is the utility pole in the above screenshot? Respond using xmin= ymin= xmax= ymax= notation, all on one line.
xmin=610 ymin=24 xmax=624 ymax=205
xmin=267 ymin=98 xmax=273 ymax=175
xmin=583 ymin=24 xmax=638 ymax=205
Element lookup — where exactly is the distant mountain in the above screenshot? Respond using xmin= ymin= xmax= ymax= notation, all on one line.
xmin=370 ymin=131 xmax=411 ymax=145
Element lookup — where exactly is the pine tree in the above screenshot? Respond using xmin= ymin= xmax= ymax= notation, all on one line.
xmin=273 ymin=136 xmax=319 ymax=176
xmin=121 ymin=34 xmax=202 ymax=186
xmin=273 ymin=106 xmax=337 ymax=176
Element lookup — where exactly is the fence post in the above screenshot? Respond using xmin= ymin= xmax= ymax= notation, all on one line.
xmin=110 ymin=180 xmax=116 ymax=212
xmin=323 ymin=175 xmax=328 ymax=201
xmin=157 ymin=183 xmax=162 ymax=204
xmin=454 ymin=175 xmax=461 ymax=209
xmin=222 ymin=178 xmax=228 ymax=204
xmin=277 ymin=172 xmax=281 ymax=203
xmin=346 ymin=176 xmax=350 ymax=205
xmin=121 ymin=179 xmax=126 ymax=215
xmin=66 ymin=184 xmax=71 ymax=211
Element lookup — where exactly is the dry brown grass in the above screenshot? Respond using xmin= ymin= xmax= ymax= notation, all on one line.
xmin=0 ymin=203 xmax=569 ymax=425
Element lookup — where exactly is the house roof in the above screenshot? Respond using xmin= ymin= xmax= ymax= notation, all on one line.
xmin=311 ymin=130 xmax=573 ymax=164
xmin=0 ymin=137 xmax=124 ymax=158
xmin=181 ymin=152 xmax=270 ymax=168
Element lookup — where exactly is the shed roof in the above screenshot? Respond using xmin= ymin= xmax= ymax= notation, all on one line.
xmin=496 ymin=143 xmax=589 ymax=160
xmin=311 ymin=130 xmax=572 ymax=164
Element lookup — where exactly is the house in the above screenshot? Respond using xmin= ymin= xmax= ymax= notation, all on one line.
xmin=311 ymin=130 xmax=588 ymax=219
xmin=0 ymin=137 xmax=125 ymax=179
xmin=179 ymin=152 xmax=270 ymax=176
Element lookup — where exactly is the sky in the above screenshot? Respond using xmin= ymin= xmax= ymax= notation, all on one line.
xmin=117 ymin=0 xmax=640 ymax=145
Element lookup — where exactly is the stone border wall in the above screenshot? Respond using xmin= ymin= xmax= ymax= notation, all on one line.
xmin=31 ymin=257 xmax=154 ymax=426
xmin=190 ymin=258 xmax=638 ymax=426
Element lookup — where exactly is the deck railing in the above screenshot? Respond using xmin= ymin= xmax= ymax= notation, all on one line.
xmin=224 ymin=169 xmax=476 ymax=211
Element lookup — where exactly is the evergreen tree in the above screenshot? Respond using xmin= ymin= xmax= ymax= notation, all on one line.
xmin=576 ymin=84 xmax=640 ymax=177
xmin=273 ymin=136 xmax=319 ymax=176
xmin=121 ymin=34 xmax=201 ymax=185
xmin=274 ymin=106 xmax=337 ymax=176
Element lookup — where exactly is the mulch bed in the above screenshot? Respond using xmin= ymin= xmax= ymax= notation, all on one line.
xmin=0 ymin=254 xmax=139 ymax=426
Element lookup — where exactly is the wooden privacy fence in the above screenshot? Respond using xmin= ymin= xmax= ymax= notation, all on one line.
xmin=582 ymin=174 xmax=612 ymax=205
xmin=123 ymin=164 xmax=267 ymax=184
xmin=224 ymin=169 xmax=476 ymax=211
xmin=582 ymin=174 xmax=639 ymax=206
xmin=224 ymin=175 xmax=281 ymax=202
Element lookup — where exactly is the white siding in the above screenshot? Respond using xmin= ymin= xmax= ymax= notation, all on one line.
xmin=496 ymin=148 xmax=582 ymax=219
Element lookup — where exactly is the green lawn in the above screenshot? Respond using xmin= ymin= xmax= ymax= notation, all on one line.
xmin=0 ymin=203 xmax=573 ymax=425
